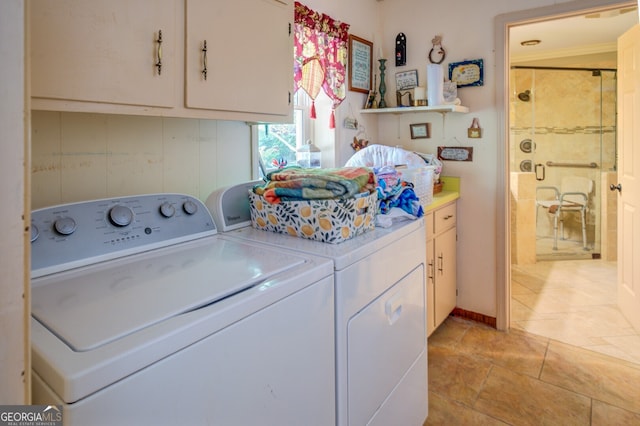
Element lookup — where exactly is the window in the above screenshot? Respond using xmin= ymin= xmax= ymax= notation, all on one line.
xmin=253 ymin=92 xmax=312 ymax=177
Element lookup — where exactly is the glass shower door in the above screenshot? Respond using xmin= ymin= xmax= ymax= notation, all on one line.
xmin=512 ymin=67 xmax=615 ymax=261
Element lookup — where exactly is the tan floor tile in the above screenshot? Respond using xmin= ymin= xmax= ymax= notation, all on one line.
xmin=428 ymin=344 xmax=492 ymax=407
xmin=424 ymin=391 xmax=508 ymax=425
xmin=428 ymin=316 xmax=473 ymax=349
xmin=511 ymin=259 xmax=640 ymax=367
xmin=591 ymin=399 xmax=640 ymax=426
xmin=511 ymin=300 xmax=560 ymax=323
xmin=514 ymin=317 xmax=596 ymax=347
xmin=457 ymin=326 xmax=549 ymax=378
xmin=511 ymin=268 xmax=547 ymax=292
xmin=582 ymin=343 xmax=640 ymax=365
xmin=600 ymin=334 xmax=640 ymax=362
xmin=513 ymin=292 xmax=580 ymax=314
xmin=511 ymin=280 xmax=536 ymax=296
xmin=475 ymin=365 xmax=591 ymax=426
xmin=540 ymin=341 xmax=640 ymax=414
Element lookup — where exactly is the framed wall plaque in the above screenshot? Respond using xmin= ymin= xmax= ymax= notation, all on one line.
xmin=448 ymin=59 xmax=484 ymax=87
xmin=348 ymin=35 xmax=373 ymax=93
xmin=395 ymin=69 xmax=418 ymax=91
xmin=410 ymin=123 xmax=431 ymax=139
xmin=437 ymin=146 xmax=474 ymax=161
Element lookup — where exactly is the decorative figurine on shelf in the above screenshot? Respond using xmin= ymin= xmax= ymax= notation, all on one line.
xmin=378 ymin=59 xmax=387 ymax=108
xmin=396 ymin=90 xmax=413 ymax=107
xmin=364 ymin=75 xmax=378 ymax=109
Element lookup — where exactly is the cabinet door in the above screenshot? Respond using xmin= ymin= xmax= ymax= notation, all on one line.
xmin=434 ymin=225 xmax=457 ymax=328
xmin=30 ymin=0 xmax=176 ymax=108
xmin=426 ymin=239 xmax=436 ymax=336
xmin=185 ymin=0 xmax=293 ymax=116
xmin=425 ymin=212 xmax=436 ymax=336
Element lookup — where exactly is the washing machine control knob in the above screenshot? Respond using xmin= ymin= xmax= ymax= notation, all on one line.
xmin=109 ymin=205 xmax=134 ymax=227
xmin=54 ymin=217 xmax=77 ymax=235
xmin=159 ymin=202 xmax=176 ymax=218
xmin=182 ymin=200 xmax=198 ymax=215
xmin=31 ymin=223 xmax=40 ymax=242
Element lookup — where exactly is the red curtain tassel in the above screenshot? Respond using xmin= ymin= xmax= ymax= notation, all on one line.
xmin=329 ymin=109 xmax=335 ymax=129
xmin=310 ymin=100 xmax=317 ymax=119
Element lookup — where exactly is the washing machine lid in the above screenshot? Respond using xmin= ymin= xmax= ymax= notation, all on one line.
xmin=31 ymin=236 xmax=305 ymax=352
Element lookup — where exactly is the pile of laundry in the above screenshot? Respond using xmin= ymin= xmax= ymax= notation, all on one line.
xmin=253 ymin=166 xmax=376 ymax=204
xmin=373 ymin=166 xmax=424 ymax=227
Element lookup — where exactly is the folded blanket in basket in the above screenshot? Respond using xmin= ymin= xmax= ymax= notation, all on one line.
xmin=254 ymin=166 xmax=376 ymax=204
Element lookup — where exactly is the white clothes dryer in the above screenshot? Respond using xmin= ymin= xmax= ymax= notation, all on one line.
xmin=30 ymin=193 xmax=336 ymax=426
xmin=207 ymin=183 xmax=428 ymax=426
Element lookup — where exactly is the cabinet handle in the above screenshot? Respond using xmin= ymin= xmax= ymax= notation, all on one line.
xmin=428 ymin=261 xmax=434 ymax=282
xmin=438 ymin=254 xmax=444 ymax=274
xmin=443 ymin=214 xmax=453 ymax=220
xmin=156 ymin=30 xmax=163 ymax=75
xmin=202 ymin=40 xmax=208 ymax=80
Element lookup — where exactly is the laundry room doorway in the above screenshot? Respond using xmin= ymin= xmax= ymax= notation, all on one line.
xmin=497 ymin=0 xmax=640 ymax=363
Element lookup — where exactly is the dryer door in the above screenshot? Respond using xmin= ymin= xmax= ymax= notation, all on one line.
xmin=347 ymin=265 xmax=426 ymax=425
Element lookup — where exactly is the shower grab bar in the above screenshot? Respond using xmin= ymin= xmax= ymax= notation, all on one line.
xmin=546 ymin=161 xmax=598 ymax=169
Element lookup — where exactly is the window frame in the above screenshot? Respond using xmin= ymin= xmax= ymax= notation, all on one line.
xmin=252 ymin=92 xmax=313 ymax=178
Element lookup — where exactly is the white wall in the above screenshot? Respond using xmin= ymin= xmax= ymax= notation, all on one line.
xmin=0 ymin=0 xmax=28 ymax=404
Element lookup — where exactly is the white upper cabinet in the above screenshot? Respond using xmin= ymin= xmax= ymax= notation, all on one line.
xmin=30 ymin=0 xmax=177 ymax=108
xmin=185 ymin=0 xmax=292 ymax=117
xmin=29 ymin=0 xmax=294 ymax=122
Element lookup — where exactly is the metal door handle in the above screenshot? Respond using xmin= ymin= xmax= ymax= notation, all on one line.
xmin=202 ymin=40 xmax=208 ymax=80
xmin=534 ymin=163 xmax=545 ymax=181
xmin=610 ymin=183 xmax=622 ymax=192
xmin=156 ymin=30 xmax=163 ymax=75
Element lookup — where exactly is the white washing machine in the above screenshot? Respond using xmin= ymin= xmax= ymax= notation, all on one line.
xmin=207 ymin=183 xmax=428 ymax=426
xmin=30 ymin=193 xmax=336 ymax=426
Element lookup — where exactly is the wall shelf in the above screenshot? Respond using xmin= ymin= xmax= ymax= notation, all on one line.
xmin=360 ymin=105 xmax=469 ymax=115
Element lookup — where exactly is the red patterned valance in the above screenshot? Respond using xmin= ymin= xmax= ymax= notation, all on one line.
xmin=294 ymin=2 xmax=350 ymax=128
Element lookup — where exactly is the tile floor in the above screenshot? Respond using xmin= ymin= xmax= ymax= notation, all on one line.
xmin=511 ymin=259 xmax=640 ymax=364
xmin=425 ymin=316 xmax=640 ymax=425
xmin=535 ymin=235 xmax=592 ymax=261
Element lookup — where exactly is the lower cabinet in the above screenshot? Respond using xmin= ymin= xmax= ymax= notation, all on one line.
xmin=426 ymin=200 xmax=457 ymax=336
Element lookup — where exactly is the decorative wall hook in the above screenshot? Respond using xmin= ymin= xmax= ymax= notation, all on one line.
xmin=468 ymin=117 xmax=482 ymax=138
xmin=428 ymin=35 xmax=446 ymax=64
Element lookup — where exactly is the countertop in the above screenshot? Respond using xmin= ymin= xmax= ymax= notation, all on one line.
xmin=425 ymin=176 xmax=460 ymax=212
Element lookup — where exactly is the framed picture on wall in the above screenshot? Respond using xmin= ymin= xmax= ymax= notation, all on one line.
xmin=395 ymin=69 xmax=418 ymax=91
xmin=348 ymin=35 xmax=373 ymax=93
xmin=448 ymin=59 xmax=484 ymax=87
xmin=410 ymin=123 xmax=431 ymax=139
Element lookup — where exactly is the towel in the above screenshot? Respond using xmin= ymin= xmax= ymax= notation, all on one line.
xmin=254 ymin=166 xmax=375 ymax=204
xmin=374 ymin=166 xmax=424 ymax=219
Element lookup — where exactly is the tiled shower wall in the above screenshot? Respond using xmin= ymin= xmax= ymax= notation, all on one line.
xmin=31 ymin=111 xmax=253 ymax=209
xmin=510 ymin=67 xmax=617 ymax=256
